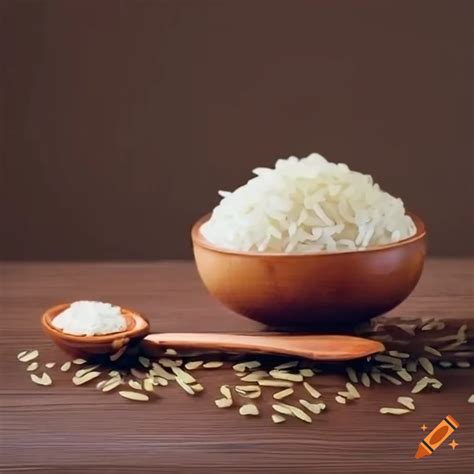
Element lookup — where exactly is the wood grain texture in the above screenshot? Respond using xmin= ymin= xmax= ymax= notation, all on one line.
xmin=1 ymin=259 xmax=473 ymax=473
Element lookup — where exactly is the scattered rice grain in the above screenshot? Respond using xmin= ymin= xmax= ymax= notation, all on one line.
xmin=421 ymin=321 xmax=439 ymax=331
xmin=128 ymin=380 xmax=142 ymax=390
xmin=346 ymin=367 xmax=358 ymax=384
xmin=396 ymin=369 xmax=413 ymax=382
xmin=30 ymin=372 xmax=52 ymax=386
xmin=374 ymin=354 xmax=402 ymax=365
xmin=143 ymin=379 xmax=154 ymax=392
xmin=215 ymin=397 xmax=233 ymax=408
xmin=175 ymin=377 xmax=195 ymax=395
xmin=299 ymin=399 xmax=326 ymax=414
xmin=240 ymin=371 xmax=268 ymax=382
xmin=440 ymin=341 xmax=464 ymax=351
xmin=119 ymin=391 xmax=149 ymax=402
xmin=171 ymin=367 xmax=196 ymax=384
xmin=380 ymin=407 xmax=411 ymax=415
xmin=278 ymin=403 xmax=312 ymax=423
xmin=18 ymin=350 xmax=39 ymax=363
xmin=345 ymin=382 xmax=360 ymax=399
xmin=272 ymin=403 xmax=293 ymax=416
xmin=235 ymin=385 xmax=260 ymax=393
xmin=380 ymin=373 xmax=402 ymax=385
xmin=151 ymin=363 xmax=175 ymax=380
xmin=102 ymin=378 xmax=122 ymax=392
xmin=239 ymin=404 xmax=259 ymax=416
xmin=258 ymin=380 xmax=293 ymax=388
xmin=203 ymin=361 xmax=224 ymax=369
xmin=235 ymin=385 xmax=261 ymax=399
xmin=220 ymin=385 xmax=232 ymax=399
xmin=361 ymin=373 xmax=371 ymax=387
xmin=232 ymin=361 xmax=260 ymax=372
xmin=418 ymin=357 xmax=434 ymax=375
xmin=274 ymin=360 xmax=299 ymax=370
xmin=75 ymin=364 xmax=100 ymax=378
xmin=388 ymin=351 xmax=410 ymax=358
xmin=72 ymin=371 xmax=101 ymax=385
xmin=272 ymin=414 xmax=286 ymax=423
xmin=184 ymin=361 xmax=203 ymax=370
xmin=338 ymin=391 xmax=355 ymax=400
xmin=273 ymin=388 xmax=294 ymax=400
xmin=370 ymin=371 xmax=382 ymax=384
xmin=397 ymin=396 xmax=415 ymax=410
xmin=269 ymin=370 xmax=303 ymax=382
xmin=303 ymin=381 xmax=321 ymax=399
xmin=424 ymin=345 xmax=442 ymax=357
xmin=453 ymin=351 xmax=474 ymax=357
xmin=191 ymin=383 xmax=204 ymax=392
xmin=159 ymin=358 xmax=182 ymax=368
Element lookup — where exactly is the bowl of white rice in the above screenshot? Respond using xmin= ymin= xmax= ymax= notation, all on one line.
xmin=192 ymin=154 xmax=426 ymax=327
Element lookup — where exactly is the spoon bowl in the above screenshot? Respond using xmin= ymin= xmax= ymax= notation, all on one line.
xmin=41 ymin=303 xmax=150 ymax=358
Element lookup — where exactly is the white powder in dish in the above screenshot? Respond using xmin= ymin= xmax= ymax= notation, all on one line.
xmin=52 ymin=301 xmax=126 ymax=336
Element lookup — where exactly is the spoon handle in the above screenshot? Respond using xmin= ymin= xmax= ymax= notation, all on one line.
xmin=141 ymin=333 xmax=384 ymax=361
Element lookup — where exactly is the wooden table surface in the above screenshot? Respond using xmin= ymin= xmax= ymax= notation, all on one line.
xmin=1 ymin=259 xmax=473 ymax=473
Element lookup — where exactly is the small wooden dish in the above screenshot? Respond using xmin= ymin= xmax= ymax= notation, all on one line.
xmin=41 ymin=303 xmax=150 ymax=358
xmin=192 ymin=212 xmax=427 ymax=327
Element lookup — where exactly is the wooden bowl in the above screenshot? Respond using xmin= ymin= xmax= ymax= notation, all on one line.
xmin=41 ymin=303 xmax=150 ymax=358
xmin=192 ymin=213 xmax=426 ymax=327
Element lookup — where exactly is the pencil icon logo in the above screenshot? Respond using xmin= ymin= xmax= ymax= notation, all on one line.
xmin=415 ymin=415 xmax=460 ymax=459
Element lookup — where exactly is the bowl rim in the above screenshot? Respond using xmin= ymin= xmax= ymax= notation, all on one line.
xmin=41 ymin=303 xmax=150 ymax=344
xmin=192 ymin=211 xmax=426 ymax=257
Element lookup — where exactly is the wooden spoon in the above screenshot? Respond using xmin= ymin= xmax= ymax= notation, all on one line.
xmin=42 ymin=303 xmax=384 ymax=361
xmin=142 ymin=333 xmax=384 ymax=361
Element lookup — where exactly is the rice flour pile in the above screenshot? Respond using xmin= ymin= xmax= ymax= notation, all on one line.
xmin=201 ymin=153 xmax=416 ymax=253
xmin=52 ymin=301 xmax=126 ymax=336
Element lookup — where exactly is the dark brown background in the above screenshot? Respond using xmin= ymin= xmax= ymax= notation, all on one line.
xmin=1 ymin=0 xmax=472 ymax=260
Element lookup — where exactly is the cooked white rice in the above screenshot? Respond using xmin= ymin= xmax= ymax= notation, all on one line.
xmin=200 ymin=153 xmax=416 ymax=253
